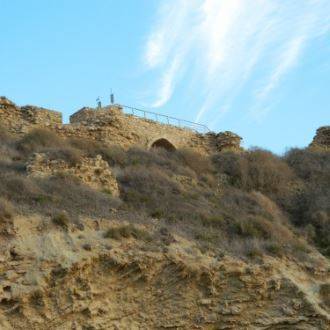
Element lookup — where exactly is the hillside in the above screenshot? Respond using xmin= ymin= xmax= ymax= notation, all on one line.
xmin=0 ymin=100 xmax=329 ymax=329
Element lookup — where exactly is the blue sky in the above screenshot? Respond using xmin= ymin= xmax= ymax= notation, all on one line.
xmin=1 ymin=0 xmax=329 ymax=153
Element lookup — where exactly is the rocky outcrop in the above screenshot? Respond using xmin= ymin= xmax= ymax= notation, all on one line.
xmin=26 ymin=153 xmax=119 ymax=196
xmin=310 ymin=126 xmax=330 ymax=150
xmin=208 ymin=131 xmax=243 ymax=152
xmin=0 ymin=97 xmax=16 ymax=109
xmin=0 ymin=97 xmax=62 ymax=134
xmin=20 ymin=106 xmax=62 ymax=126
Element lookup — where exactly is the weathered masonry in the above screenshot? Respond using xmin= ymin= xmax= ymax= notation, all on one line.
xmin=0 ymin=97 xmax=243 ymax=154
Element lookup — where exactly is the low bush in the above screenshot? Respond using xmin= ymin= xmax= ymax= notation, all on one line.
xmin=177 ymin=148 xmax=214 ymax=175
xmin=319 ymin=283 xmax=330 ymax=307
xmin=0 ymin=198 xmax=14 ymax=222
xmin=104 ymin=224 xmax=151 ymax=241
xmin=284 ymin=148 xmax=330 ymax=256
xmin=69 ymin=138 xmax=127 ymax=166
xmin=52 ymin=212 xmax=70 ymax=230
xmin=16 ymin=128 xmax=63 ymax=155
xmin=0 ymin=124 xmax=327 ymax=259
xmin=37 ymin=174 xmax=121 ymax=218
xmin=0 ymin=171 xmax=42 ymax=203
xmin=285 ymin=148 xmax=330 ymax=184
xmin=213 ymin=148 xmax=295 ymax=195
xmin=117 ymin=165 xmax=211 ymax=221
xmin=118 ymin=165 xmax=180 ymax=212
xmin=46 ymin=146 xmax=82 ymax=166
xmin=29 ymin=290 xmax=44 ymax=307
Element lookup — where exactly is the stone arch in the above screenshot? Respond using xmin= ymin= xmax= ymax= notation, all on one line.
xmin=151 ymin=138 xmax=176 ymax=151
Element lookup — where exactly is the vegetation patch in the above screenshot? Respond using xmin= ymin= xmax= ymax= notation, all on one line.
xmin=52 ymin=212 xmax=70 ymax=230
xmin=104 ymin=224 xmax=152 ymax=242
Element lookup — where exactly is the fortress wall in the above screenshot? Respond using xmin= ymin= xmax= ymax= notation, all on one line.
xmin=309 ymin=126 xmax=330 ymax=150
xmin=21 ymin=106 xmax=62 ymax=126
xmin=0 ymin=97 xmax=242 ymax=154
xmin=66 ymin=106 xmax=214 ymax=153
xmin=0 ymin=97 xmax=62 ymax=134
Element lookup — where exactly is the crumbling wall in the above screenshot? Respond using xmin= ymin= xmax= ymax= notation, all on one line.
xmin=0 ymin=97 xmax=242 ymax=154
xmin=0 ymin=97 xmax=62 ymax=134
xmin=21 ymin=105 xmax=62 ymax=126
xmin=26 ymin=153 xmax=119 ymax=196
xmin=310 ymin=126 xmax=330 ymax=151
xmin=65 ymin=106 xmax=242 ymax=153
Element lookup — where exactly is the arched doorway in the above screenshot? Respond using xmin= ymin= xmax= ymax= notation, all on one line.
xmin=151 ymin=138 xmax=176 ymax=151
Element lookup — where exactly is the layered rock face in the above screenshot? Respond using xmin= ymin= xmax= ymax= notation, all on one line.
xmin=0 ymin=217 xmax=329 ymax=329
xmin=310 ymin=126 xmax=330 ymax=150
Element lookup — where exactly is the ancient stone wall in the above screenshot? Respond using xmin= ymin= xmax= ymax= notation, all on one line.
xmin=64 ymin=105 xmax=242 ymax=153
xmin=309 ymin=126 xmax=330 ymax=151
xmin=0 ymin=97 xmax=62 ymax=134
xmin=67 ymin=106 xmax=209 ymax=151
xmin=0 ymin=97 xmax=242 ymax=154
xmin=26 ymin=153 xmax=119 ymax=196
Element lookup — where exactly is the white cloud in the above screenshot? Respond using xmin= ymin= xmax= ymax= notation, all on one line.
xmin=142 ymin=0 xmax=330 ymax=122
xmin=144 ymin=0 xmax=193 ymax=69
xmin=257 ymin=36 xmax=305 ymax=101
xmin=151 ymin=56 xmax=181 ymax=108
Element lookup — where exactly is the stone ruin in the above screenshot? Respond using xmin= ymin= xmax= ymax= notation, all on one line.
xmin=0 ymin=97 xmax=62 ymax=133
xmin=0 ymin=97 xmax=243 ymax=154
xmin=309 ymin=126 xmax=330 ymax=151
xmin=26 ymin=153 xmax=119 ymax=196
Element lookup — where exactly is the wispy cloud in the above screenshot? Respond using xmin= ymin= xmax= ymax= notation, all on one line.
xmin=151 ymin=56 xmax=181 ymax=108
xmin=256 ymin=36 xmax=305 ymax=101
xmin=142 ymin=0 xmax=330 ymax=123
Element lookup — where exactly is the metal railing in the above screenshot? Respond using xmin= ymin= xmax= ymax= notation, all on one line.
xmin=121 ymin=104 xmax=210 ymax=133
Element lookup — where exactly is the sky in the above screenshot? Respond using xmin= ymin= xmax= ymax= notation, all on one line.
xmin=1 ymin=0 xmax=329 ymax=153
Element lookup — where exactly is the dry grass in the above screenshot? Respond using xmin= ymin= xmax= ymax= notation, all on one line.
xmin=213 ymin=148 xmax=295 ymax=195
xmin=52 ymin=212 xmax=70 ymax=230
xmin=0 ymin=198 xmax=14 ymax=223
xmin=104 ymin=224 xmax=152 ymax=242
xmin=16 ymin=128 xmax=63 ymax=154
xmin=0 ymin=124 xmax=328 ymax=259
xmin=319 ymin=283 xmax=330 ymax=307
